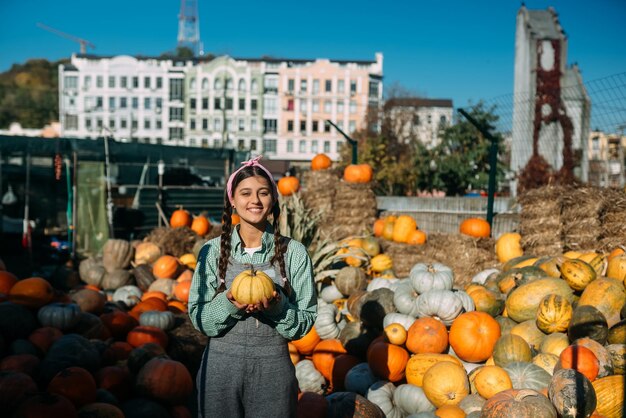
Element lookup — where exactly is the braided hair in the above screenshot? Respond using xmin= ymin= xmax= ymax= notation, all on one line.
xmin=215 ymin=165 xmax=291 ymax=297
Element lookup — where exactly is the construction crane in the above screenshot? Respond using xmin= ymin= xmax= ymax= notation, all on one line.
xmin=37 ymin=23 xmax=95 ymax=54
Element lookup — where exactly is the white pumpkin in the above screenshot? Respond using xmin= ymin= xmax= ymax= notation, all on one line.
xmin=389 ymin=278 xmax=411 ymax=292
xmin=393 ymin=281 xmax=420 ymax=317
xmin=409 ymin=263 xmax=454 ymax=294
xmin=383 ymin=312 xmax=416 ymax=331
xmin=344 ymin=363 xmax=377 ymax=396
xmin=148 ymin=278 xmax=176 ymax=297
xmin=37 ymin=303 xmax=82 ymax=331
xmin=393 ymin=384 xmax=436 ymax=415
xmin=112 ymin=285 xmax=143 ymax=307
xmin=320 ymin=283 xmax=344 ymax=303
xmin=139 ymin=310 xmax=175 ymax=331
xmin=415 ymin=289 xmax=464 ymax=326
xmin=367 ymin=380 xmax=402 ymax=418
xmin=295 ymin=359 xmax=326 ymax=394
xmin=315 ymin=304 xmax=342 ymax=340
xmin=471 ymin=268 xmax=500 ymax=285
xmin=454 ymin=289 xmax=475 ymax=313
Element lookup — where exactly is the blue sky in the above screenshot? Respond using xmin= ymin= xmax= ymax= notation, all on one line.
xmin=1 ymin=0 xmax=625 ymax=108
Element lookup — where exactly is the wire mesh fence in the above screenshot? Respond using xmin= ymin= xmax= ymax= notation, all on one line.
xmin=467 ymin=71 xmax=626 ymax=193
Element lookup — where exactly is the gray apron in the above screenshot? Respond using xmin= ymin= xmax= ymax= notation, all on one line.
xmin=196 ymin=258 xmax=298 ymax=418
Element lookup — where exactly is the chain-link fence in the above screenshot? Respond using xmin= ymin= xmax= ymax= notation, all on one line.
xmin=473 ymin=71 xmax=626 ymax=194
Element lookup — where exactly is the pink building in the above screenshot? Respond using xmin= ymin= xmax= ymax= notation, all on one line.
xmin=275 ymin=53 xmax=383 ymax=162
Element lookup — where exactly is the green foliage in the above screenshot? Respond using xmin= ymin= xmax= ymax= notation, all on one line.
xmin=425 ymin=102 xmax=508 ymax=195
xmin=339 ymin=101 xmax=507 ymax=196
xmin=0 ymin=58 xmax=66 ymax=129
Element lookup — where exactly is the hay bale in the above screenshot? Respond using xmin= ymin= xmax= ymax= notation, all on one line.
xmin=561 ymin=186 xmax=604 ymax=252
xmin=518 ymin=185 xmax=565 ymax=256
xmin=145 ymin=226 xmax=198 ymax=257
xmin=380 ymin=233 xmax=498 ymax=289
xmin=598 ymin=188 xmax=626 ymax=252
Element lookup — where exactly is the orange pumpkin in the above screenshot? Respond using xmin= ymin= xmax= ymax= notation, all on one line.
xmin=392 ymin=215 xmax=417 ymax=243
xmin=278 ymin=176 xmax=300 ymax=196
xmin=435 ymin=405 xmax=466 ymax=418
xmin=9 ymin=277 xmax=54 ymax=308
xmin=135 ymin=358 xmax=192 ymax=404
xmin=127 ymin=325 xmax=169 ymax=349
xmin=474 ymin=365 xmax=513 ymax=399
xmin=559 ymin=345 xmax=599 ymax=381
xmin=231 ymin=213 xmax=241 ymax=225
xmin=460 ymin=218 xmax=491 ymax=238
xmin=422 ymin=361 xmax=469 ymax=407
xmin=373 ymin=219 xmax=385 ymax=237
xmin=130 ymin=297 xmax=168 ymax=321
xmin=100 ymin=311 xmax=139 ymax=339
xmin=311 ymin=339 xmax=347 ymax=381
xmin=311 ymin=153 xmax=332 ymax=171
xmin=382 ymin=220 xmax=395 ymax=241
xmin=47 ymin=366 xmax=97 ymax=407
xmin=343 ymin=164 xmax=373 ymax=183
xmin=288 ymin=342 xmax=300 ymax=365
xmin=170 ymin=208 xmax=192 ymax=228
xmin=141 ymin=291 xmax=168 ymax=302
xmin=173 ymin=279 xmax=191 ymax=303
xmin=407 ymin=229 xmax=427 ymax=245
xmin=291 ymin=326 xmax=321 ymax=355
xmin=152 ymin=255 xmax=180 ymax=279
xmin=168 ymin=300 xmax=187 ymax=314
xmin=0 ymin=271 xmax=18 ymax=295
xmin=190 ymin=215 xmax=211 ymax=236
xmin=367 ymin=340 xmax=409 ymax=382
xmin=449 ymin=311 xmax=501 ymax=363
xmin=406 ymin=317 xmax=449 ymax=354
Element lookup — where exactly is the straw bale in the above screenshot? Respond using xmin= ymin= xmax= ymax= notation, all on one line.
xmin=380 ymin=233 xmax=498 ymax=288
xmin=145 ymin=226 xmax=198 ymax=257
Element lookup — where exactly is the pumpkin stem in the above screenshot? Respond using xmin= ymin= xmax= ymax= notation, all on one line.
xmin=249 ymin=264 xmax=255 ymax=275
xmin=427 ymin=264 xmax=436 ymax=273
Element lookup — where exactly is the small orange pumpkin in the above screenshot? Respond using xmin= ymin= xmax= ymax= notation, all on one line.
xmin=190 ymin=215 xmax=211 ymax=236
xmin=311 ymin=153 xmax=332 ymax=171
xmin=173 ymin=279 xmax=191 ymax=303
xmin=559 ymin=345 xmax=599 ymax=381
xmin=9 ymin=277 xmax=54 ymax=308
xmin=127 ymin=325 xmax=169 ymax=349
xmin=373 ymin=219 xmax=385 ymax=237
xmin=278 ymin=176 xmax=300 ymax=196
xmin=407 ymin=229 xmax=427 ymax=245
xmin=367 ymin=340 xmax=409 ymax=382
xmin=170 ymin=208 xmax=192 ymax=228
xmin=0 ymin=271 xmax=18 ymax=294
xmin=152 ymin=255 xmax=181 ymax=279
xmin=343 ymin=164 xmax=373 ymax=183
xmin=406 ymin=317 xmax=449 ymax=354
xmin=460 ymin=218 xmax=491 ymax=238
xmin=291 ymin=326 xmax=321 ymax=355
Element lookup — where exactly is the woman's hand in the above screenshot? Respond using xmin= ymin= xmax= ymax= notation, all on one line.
xmin=226 ymin=290 xmax=281 ymax=313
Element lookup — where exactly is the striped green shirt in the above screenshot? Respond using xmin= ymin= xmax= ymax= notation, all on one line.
xmin=188 ymin=224 xmax=317 ymax=340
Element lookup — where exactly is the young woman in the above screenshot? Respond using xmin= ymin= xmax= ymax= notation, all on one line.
xmin=188 ymin=156 xmax=317 ymax=418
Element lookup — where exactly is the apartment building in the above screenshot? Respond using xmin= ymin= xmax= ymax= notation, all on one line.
xmin=59 ymin=53 xmax=383 ymax=161
xmin=587 ymin=130 xmax=626 ymax=187
xmin=277 ymin=54 xmax=384 ymax=161
xmin=59 ymin=54 xmax=193 ymax=144
xmin=383 ymin=98 xmax=453 ymax=148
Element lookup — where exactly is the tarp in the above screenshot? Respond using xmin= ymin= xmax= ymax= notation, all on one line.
xmin=76 ymin=161 xmax=109 ymax=256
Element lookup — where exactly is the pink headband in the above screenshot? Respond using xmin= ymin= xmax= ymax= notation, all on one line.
xmin=226 ymin=155 xmax=278 ymax=204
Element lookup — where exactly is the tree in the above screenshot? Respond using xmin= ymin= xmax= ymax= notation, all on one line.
xmin=0 ymin=58 xmax=65 ymax=129
xmin=424 ymin=102 xmax=508 ymax=196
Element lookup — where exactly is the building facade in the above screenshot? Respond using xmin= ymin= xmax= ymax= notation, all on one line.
xmin=58 ymin=54 xmax=194 ymax=145
xmin=587 ymin=131 xmax=626 ymax=188
xmin=59 ymin=53 xmax=383 ymax=162
xmin=511 ymin=5 xmax=591 ymax=195
xmin=383 ymin=98 xmax=453 ymax=148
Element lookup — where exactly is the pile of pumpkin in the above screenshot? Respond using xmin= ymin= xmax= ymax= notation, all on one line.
xmin=373 ymin=215 xmax=427 ymax=245
xmin=288 ymin=234 xmax=626 ymax=418
xmin=0 ymin=209 xmax=221 ymax=417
